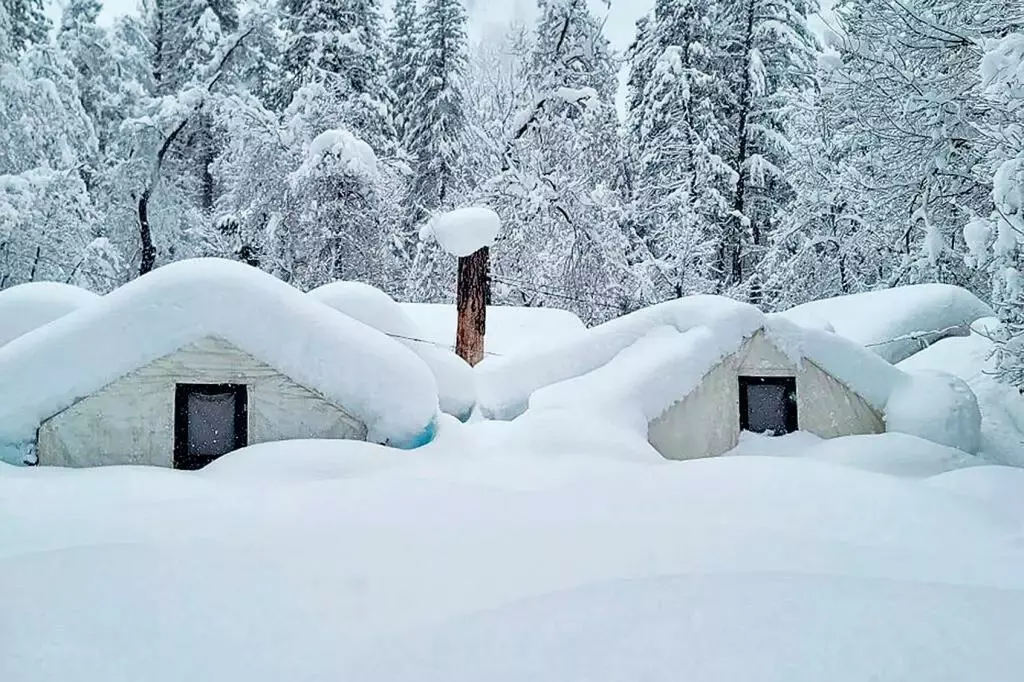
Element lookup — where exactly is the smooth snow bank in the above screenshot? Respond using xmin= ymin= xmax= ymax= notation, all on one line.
xmin=886 ymin=370 xmax=982 ymax=453
xmin=898 ymin=318 xmax=1024 ymax=465
xmin=927 ymin=465 xmax=1024 ymax=520
xmin=423 ymin=206 xmax=501 ymax=257
xmin=780 ymin=284 xmax=993 ymax=363
xmin=400 ymin=302 xmax=586 ymax=358
xmin=198 ymin=439 xmax=411 ymax=483
xmin=310 ymin=281 xmax=476 ymax=420
xmin=728 ymin=432 xmax=973 ymax=477
xmin=802 ymin=432 xmax=976 ymax=477
xmin=0 ymin=281 xmax=99 ymax=346
xmin=3 ymin=445 xmax=1023 ymax=682
xmin=344 ymin=573 xmax=1024 ymax=682
xmin=0 ymin=259 xmax=439 ymax=463
xmin=480 ymin=296 xmax=764 ymax=419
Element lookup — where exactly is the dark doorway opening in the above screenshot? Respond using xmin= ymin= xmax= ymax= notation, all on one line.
xmin=738 ymin=376 xmax=797 ymax=436
xmin=174 ymin=383 xmax=248 ymax=470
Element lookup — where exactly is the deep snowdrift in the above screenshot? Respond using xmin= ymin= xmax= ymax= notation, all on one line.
xmin=0 ymin=281 xmax=99 ymax=346
xmin=2 ymin=432 xmax=1023 ymax=682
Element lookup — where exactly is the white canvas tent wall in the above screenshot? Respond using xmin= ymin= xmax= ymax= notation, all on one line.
xmin=0 ymin=282 xmax=99 ymax=346
xmin=0 ymin=259 xmax=440 ymax=467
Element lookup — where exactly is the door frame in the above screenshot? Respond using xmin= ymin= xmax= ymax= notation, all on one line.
xmin=173 ymin=383 xmax=248 ymax=470
xmin=737 ymin=375 xmax=798 ymax=435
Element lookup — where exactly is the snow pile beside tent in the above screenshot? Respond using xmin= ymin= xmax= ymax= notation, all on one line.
xmin=422 ymin=206 xmax=501 ymax=257
xmin=479 ymin=296 xmax=763 ymax=420
xmin=310 ymin=281 xmax=476 ymax=420
xmin=899 ymin=318 xmax=1024 ymax=464
xmin=400 ymin=302 xmax=586 ymax=359
xmin=780 ymin=284 xmax=993 ymax=363
xmin=886 ymin=370 xmax=982 ymax=453
xmin=0 ymin=259 xmax=439 ymax=464
xmin=0 ymin=282 xmax=99 ymax=346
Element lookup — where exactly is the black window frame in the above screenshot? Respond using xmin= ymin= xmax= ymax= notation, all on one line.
xmin=738 ymin=375 xmax=798 ymax=435
xmin=173 ymin=383 xmax=248 ymax=470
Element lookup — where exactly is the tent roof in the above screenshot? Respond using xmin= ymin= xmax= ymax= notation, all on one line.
xmin=0 ymin=282 xmax=100 ymax=346
xmin=480 ymin=296 xmax=907 ymax=421
xmin=0 ymin=259 xmax=439 ymax=463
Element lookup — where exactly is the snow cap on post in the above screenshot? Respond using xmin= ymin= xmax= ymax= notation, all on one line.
xmin=423 ymin=206 xmax=501 ymax=257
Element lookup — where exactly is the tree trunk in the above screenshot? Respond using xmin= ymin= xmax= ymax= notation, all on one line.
xmin=138 ymin=194 xmax=156 ymax=276
xmin=455 ymin=246 xmax=489 ymax=366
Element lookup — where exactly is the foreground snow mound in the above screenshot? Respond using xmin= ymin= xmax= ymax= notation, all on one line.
xmin=199 ymin=439 xmax=410 ymax=483
xmin=402 ymin=302 xmax=586 ymax=359
xmin=780 ymin=284 xmax=993 ymax=363
xmin=0 ymin=259 xmax=439 ymax=463
xmin=3 ymin=441 xmax=1024 ymax=682
xmin=0 ymin=281 xmax=99 ymax=346
xmin=310 ymin=281 xmax=476 ymax=420
xmin=802 ymin=432 xmax=976 ymax=477
xmin=423 ymin=206 xmax=501 ymax=257
xmin=343 ymin=573 xmax=1024 ymax=682
xmin=886 ymin=370 xmax=982 ymax=454
xmin=899 ymin=318 xmax=1024 ymax=465
xmin=927 ymin=465 xmax=1024 ymax=520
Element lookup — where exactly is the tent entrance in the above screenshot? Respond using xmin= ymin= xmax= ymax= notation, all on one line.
xmin=174 ymin=383 xmax=248 ymax=470
xmin=738 ymin=376 xmax=797 ymax=436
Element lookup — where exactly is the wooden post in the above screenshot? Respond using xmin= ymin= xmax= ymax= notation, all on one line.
xmin=455 ymin=246 xmax=489 ymax=366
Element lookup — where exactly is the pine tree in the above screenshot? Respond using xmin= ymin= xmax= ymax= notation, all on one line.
xmin=625 ymin=1 xmax=735 ymax=302
xmin=716 ymin=0 xmax=818 ymax=300
xmin=276 ymin=0 xmax=391 ymax=148
xmin=388 ymin=0 xmax=419 ymax=145
xmin=1 ymin=0 xmax=49 ymax=56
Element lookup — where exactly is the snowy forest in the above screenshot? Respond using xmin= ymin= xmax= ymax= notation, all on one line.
xmin=1 ymin=0 xmax=1023 ymax=377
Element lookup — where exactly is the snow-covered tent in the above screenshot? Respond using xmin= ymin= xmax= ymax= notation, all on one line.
xmin=0 ymin=259 xmax=440 ymax=467
xmin=779 ymin=284 xmax=993 ymax=363
xmin=482 ymin=296 xmax=981 ymax=460
xmin=0 ymin=282 xmax=99 ymax=346
xmin=309 ymin=281 xmax=476 ymax=421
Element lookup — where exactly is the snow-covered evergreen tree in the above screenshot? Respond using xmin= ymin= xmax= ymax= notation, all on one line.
xmin=2 ymin=0 xmax=49 ymax=56
xmin=387 ymin=0 xmax=419 ymax=145
xmin=276 ymin=0 xmax=391 ymax=149
xmin=402 ymin=0 xmax=470 ymax=301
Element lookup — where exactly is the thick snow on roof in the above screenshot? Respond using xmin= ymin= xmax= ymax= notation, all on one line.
xmin=523 ymin=299 xmax=982 ymax=452
xmin=526 ymin=309 xmax=905 ymax=423
xmin=399 ymin=303 xmax=586 ymax=359
xmin=779 ymin=284 xmax=993 ymax=363
xmin=423 ymin=206 xmax=501 ymax=257
xmin=479 ymin=296 xmax=764 ymax=420
xmin=0 ymin=282 xmax=99 ymax=346
xmin=0 ymin=259 xmax=439 ymax=462
xmin=310 ymin=281 xmax=476 ymax=421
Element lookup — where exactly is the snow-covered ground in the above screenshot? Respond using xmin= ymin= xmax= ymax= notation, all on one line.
xmin=3 ymin=415 xmax=1024 ymax=682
